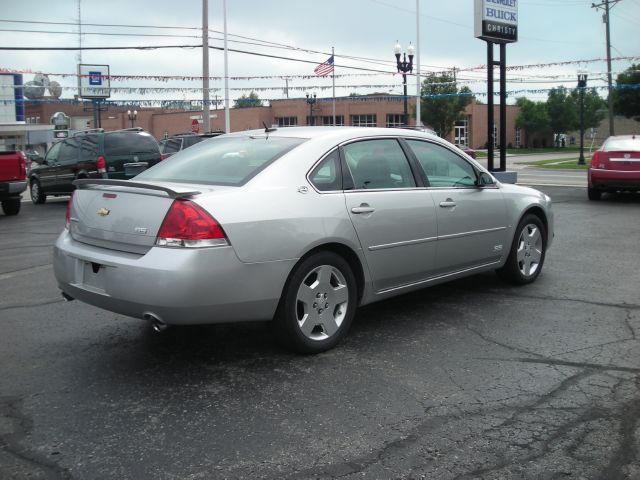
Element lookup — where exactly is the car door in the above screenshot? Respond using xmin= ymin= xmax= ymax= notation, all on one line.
xmin=37 ymin=141 xmax=62 ymax=192
xmin=54 ymin=137 xmax=80 ymax=193
xmin=405 ymin=139 xmax=508 ymax=275
xmin=342 ymin=138 xmax=438 ymax=292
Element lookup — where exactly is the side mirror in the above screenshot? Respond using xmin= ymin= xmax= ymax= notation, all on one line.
xmin=478 ymin=172 xmax=496 ymax=186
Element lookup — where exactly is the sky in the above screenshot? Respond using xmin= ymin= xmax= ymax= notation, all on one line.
xmin=1 ymin=0 xmax=639 ymax=107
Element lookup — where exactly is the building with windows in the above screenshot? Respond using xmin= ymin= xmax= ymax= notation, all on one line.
xmin=25 ymin=95 xmax=554 ymax=150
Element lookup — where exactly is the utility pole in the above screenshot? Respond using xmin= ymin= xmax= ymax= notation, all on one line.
xmin=591 ymin=0 xmax=620 ymax=136
xmin=202 ymin=0 xmax=211 ymax=133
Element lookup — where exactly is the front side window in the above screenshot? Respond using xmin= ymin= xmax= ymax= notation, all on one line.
xmin=406 ymin=140 xmax=477 ymax=188
xmin=343 ymin=139 xmax=416 ymax=190
xmin=136 ymin=135 xmax=306 ymax=186
xmin=309 ymin=150 xmax=341 ymax=192
xmin=45 ymin=142 xmax=62 ymax=163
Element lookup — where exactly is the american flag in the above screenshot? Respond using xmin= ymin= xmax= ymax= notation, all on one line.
xmin=313 ymin=55 xmax=334 ymax=77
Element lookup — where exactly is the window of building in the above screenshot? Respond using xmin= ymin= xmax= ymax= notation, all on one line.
xmin=515 ymin=127 xmax=521 ymax=148
xmin=454 ymin=119 xmax=469 ymax=146
xmin=276 ymin=117 xmax=298 ymax=127
xmin=322 ymin=116 xmax=344 ymax=126
xmin=351 ymin=114 xmax=377 ymax=127
xmin=386 ymin=114 xmax=404 ymax=128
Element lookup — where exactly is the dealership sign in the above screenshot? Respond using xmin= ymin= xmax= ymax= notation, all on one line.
xmin=78 ymin=64 xmax=111 ymax=99
xmin=474 ymin=0 xmax=518 ymax=43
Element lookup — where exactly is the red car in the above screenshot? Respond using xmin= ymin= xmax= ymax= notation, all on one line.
xmin=588 ymin=135 xmax=640 ymax=200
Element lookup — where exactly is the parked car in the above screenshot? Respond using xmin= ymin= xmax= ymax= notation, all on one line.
xmin=29 ymin=128 xmax=162 ymax=204
xmin=0 ymin=149 xmax=28 ymax=215
xmin=159 ymin=132 xmax=224 ymax=158
xmin=456 ymin=144 xmax=477 ymax=159
xmin=54 ymin=127 xmax=554 ymax=353
xmin=588 ymin=135 xmax=640 ymax=200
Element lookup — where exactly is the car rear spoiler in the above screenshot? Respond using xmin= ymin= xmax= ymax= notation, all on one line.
xmin=73 ymin=179 xmax=201 ymax=199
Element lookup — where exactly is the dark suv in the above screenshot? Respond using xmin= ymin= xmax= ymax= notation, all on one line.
xmin=159 ymin=132 xmax=224 ymax=158
xmin=29 ymin=128 xmax=162 ymax=204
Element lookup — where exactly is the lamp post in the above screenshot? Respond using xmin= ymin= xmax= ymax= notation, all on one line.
xmin=127 ymin=109 xmax=137 ymax=128
xmin=306 ymin=93 xmax=317 ymax=126
xmin=394 ymin=41 xmax=414 ymax=127
xmin=577 ymin=71 xmax=588 ymax=165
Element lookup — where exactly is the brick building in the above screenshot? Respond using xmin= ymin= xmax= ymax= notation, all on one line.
xmin=24 ymin=95 xmax=553 ymax=150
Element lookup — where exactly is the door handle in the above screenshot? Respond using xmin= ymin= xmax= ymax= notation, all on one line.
xmin=439 ymin=199 xmax=457 ymax=208
xmin=351 ymin=204 xmax=375 ymax=214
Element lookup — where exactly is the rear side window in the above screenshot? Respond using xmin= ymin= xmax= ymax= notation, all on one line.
xmin=343 ymin=139 xmax=416 ymax=189
xmin=182 ymin=136 xmax=205 ymax=148
xmin=104 ymin=132 xmax=159 ymax=156
xmin=309 ymin=150 xmax=342 ymax=192
xmin=58 ymin=138 xmax=80 ymax=166
xmin=161 ymin=138 xmax=183 ymax=154
xmin=80 ymin=134 xmax=99 ymax=159
xmin=136 ymin=136 xmax=305 ymax=186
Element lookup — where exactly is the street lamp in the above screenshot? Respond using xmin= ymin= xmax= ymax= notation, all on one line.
xmin=127 ymin=109 xmax=138 ymax=128
xmin=577 ymin=71 xmax=588 ymax=165
xmin=394 ymin=41 xmax=414 ymax=127
xmin=306 ymin=93 xmax=317 ymax=126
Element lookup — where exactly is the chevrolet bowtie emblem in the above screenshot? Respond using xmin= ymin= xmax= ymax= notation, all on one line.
xmin=97 ymin=207 xmax=110 ymax=217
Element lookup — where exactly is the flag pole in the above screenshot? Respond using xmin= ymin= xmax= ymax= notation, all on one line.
xmin=415 ymin=0 xmax=421 ymax=127
xmin=332 ymin=47 xmax=336 ymax=126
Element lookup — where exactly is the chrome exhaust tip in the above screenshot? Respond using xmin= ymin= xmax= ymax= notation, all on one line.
xmin=61 ymin=292 xmax=75 ymax=302
xmin=144 ymin=313 xmax=168 ymax=333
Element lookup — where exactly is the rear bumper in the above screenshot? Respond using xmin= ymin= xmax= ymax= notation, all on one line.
xmin=589 ymin=168 xmax=640 ymax=190
xmin=53 ymin=230 xmax=296 ymax=325
xmin=0 ymin=180 xmax=27 ymax=198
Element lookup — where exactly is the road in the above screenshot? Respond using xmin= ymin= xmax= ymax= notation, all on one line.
xmin=1 ymin=187 xmax=639 ymax=479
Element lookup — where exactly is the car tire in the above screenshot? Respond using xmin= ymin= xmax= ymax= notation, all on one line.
xmin=496 ymin=213 xmax=547 ymax=285
xmin=275 ymin=251 xmax=357 ymax=354
xmin=30 ymin=179 xmax=46 ymax=204
xmin=1 ymin=198 xmax=21 ymax=216
xmin=588 ymin=187 xmax=602 ymax=201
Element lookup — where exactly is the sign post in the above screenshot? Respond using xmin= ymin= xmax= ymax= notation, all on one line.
xmin=475 ymin=0 xmax=517 ymax=180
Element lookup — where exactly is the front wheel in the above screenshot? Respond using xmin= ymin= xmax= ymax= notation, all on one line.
xmin=275 ymin=251 xmax=357 ymax=354
xmin=497 ymin=214 xmax=547 ymax=285
xmin=30 ymin=179 xmax=46 ymax=204
xmin=1 ymin=197 xmax=21 ymax=216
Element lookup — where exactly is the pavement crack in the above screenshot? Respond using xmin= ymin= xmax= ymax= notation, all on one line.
xmin=0 ymin=298 xmax=64 ymax=312
xmin=0 ymin=396 xmax=73 ymax=480
xmin=623 ymin=310 xmax=637 ymax=340
xmin=487 ymin=357 xmax=640 ymax=374
xmin=463 ymin=325 xmax=544 ymax=358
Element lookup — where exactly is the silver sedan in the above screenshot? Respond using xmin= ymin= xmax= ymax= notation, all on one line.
xmin=53 ymin=127 xmax=554 ymax=353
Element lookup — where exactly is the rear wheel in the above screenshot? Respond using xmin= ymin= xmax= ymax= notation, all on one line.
xmin=497 ymin=214 xmax=546 ymax=285
xmin=30 ymin=179 xmax=46 ymax=204
xmin=588 ymin=187 xmax=602 ymax=201
xmin=275 ymin=251 xmax=357 ymax=354
xmin=1 ymin=198 xmax=21 ymax=216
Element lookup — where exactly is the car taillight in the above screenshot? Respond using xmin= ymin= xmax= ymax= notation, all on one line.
xmin=18 ymin=151 xmax=27 ymax=178
xmin=156 ymin=200 xmax=228 ymax=248
xmin=65 ymin=191 xmax=75 ymax=230
xmin=97 ymin=155 xmax=107 ymax=173
xmin=160 ymin=153 xmax=167 ymax=161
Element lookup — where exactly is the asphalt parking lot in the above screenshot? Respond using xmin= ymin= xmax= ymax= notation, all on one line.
xmin=1 ymin=186 xmax=639 ymax=479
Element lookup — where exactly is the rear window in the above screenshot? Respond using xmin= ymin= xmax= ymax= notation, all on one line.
xmin=135 ymin=135 xmax=305 ymax=186
xmin=603 ymin=136 xmax=640 ymax=152
xmin=160 ymin=138 xmax=183 ymax=154
xmin=104 ymin=132 xmax=160 ymax=156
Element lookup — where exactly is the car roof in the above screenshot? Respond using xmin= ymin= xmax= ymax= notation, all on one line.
xmin=224 ymin=126 xmax=440 ymax=143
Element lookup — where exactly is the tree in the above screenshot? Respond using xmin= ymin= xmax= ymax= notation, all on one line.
xmin=418 ymin=72 xmax=473 ymax=137
xmin=233 ymin=91 xmax=262 ymax=108
xmin=546 ymin=87 xmax=577 ymax=137
xmin=515 ymin=97 xmax=550 ymax=147
xmin=569 ymin=88 xmax=607 ymax=129
xmin=613 ymin=63 xmax=640 ymax=121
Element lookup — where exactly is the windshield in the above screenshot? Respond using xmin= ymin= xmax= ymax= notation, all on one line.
xmin=604 ymin=136 xmax=640 ymax=152
xmin=135 ymin=135 xmax=305 ymax=186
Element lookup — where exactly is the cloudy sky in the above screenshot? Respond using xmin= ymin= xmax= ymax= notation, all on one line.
xmin=1 ymin=0 xmax=639 ymax=105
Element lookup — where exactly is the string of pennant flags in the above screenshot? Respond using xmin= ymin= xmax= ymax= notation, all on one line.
xmin=3 ymin=83 xmax=638 ymax=108
xmin=1 ymin=56 xmax=638 ymax=83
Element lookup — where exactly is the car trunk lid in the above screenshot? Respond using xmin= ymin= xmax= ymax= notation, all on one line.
xmin=600 ymin=150 xmax=640 ymax=171
xmin=69 ymin=180 xmax=202 ymax=254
